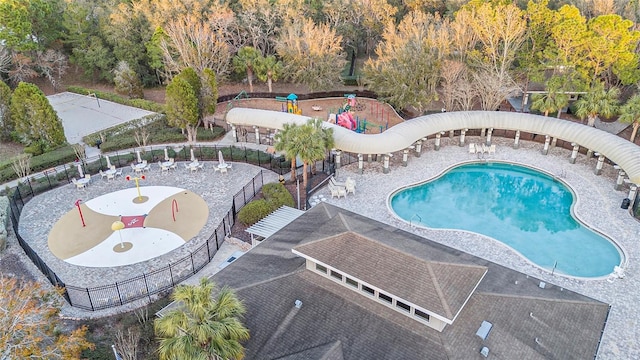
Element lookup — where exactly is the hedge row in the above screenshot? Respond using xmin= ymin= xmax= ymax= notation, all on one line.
xmin=66 ymin=86 xmax=166 ymax=113
xmin=0 ymin=145 xmax=77 ymax=183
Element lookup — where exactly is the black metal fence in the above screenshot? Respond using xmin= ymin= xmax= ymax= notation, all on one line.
xmin=7 ymin=150 xmax=271 ymax=311
xmin=217 ymin=90 xmax=378 ymax=104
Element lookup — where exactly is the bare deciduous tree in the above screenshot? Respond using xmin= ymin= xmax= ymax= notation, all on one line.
xmin=451 ymin=72 xmax=478 ymax=111
xmin=8 ymin=53 xmax=38 ymax=84
xmin=0 ymin=46 xmax=10 ymax=76
xmin=160 ymin=11 xmax=235 ymax=78
xmin=440 ymin=59 xmax=467 ymax=112
xmin=114 ymin=326 xmax=141 ymax=360
xmin=235 ymin=0 xmax=281 ymax=55
xmin=276 ymin=19 xmax=346 ymax=91
xmin=133 ymin=123 xmax=150 ymax=150
xmin=72 ymin=144 xmax=87 ymax=164
xmin=472 ymin=69 xmax=520 ymax=111
xmin=11 ymin=154 xmax=32 ymax=182
xmin=36 ymin=49 xmax=68 ymax=92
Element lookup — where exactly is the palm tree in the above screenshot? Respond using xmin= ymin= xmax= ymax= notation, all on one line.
xmin=574 ymin=82 xmax=620 ymax=127
xmin=308 ymin=118 xmax=334 ymax=174
xmin=274 ymin=122 xmax=299 ymax=182
xmin=255 ymin=55 xmax=282 ymax=93
xmin=296 ymin=120 xmax=331 ymax=189
xmin=155 ymin=278 xmax=249 ymax=360
xmin=273 ymin=119 xmax=334 ymax=188
xmin=619 ymin=94 xmax=640 ymax=143
xmin=530 ymin=77 xmax=569 ymax=117
xmin=232 ymin=46 xmax=262 ymax=92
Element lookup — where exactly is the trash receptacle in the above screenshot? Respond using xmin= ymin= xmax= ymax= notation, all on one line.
xmin=621 ymin=198 xmax=631 ymax=209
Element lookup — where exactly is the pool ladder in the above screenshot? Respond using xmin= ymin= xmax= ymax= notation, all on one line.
xmin=410 ymin=214 xmax=422 ymax=228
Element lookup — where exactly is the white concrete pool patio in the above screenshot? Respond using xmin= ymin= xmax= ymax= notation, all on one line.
xmin=319 ymin=135 xmax=640 ymax=360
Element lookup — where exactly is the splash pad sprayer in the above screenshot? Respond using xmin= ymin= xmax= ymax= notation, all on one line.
xmin=126 ymin=174 xmax=146 ymax=201
xmin=111 ymin=220 xmax=125 ymax=248
xmin=172 ymin=199 xmax=179 ymax=222
xmin=74 ymin=199 xmax=86 ymax=227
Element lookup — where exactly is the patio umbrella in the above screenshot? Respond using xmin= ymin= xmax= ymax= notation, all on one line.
xmin=218 ymin=150 xmax=225 ymax=165
xmin=190 ymin=148 xmax=196 ymax=162
xmin=136 ymin=150 xmax=142 ymax=163
xmin=164 ymin=148 xmax=169 ymax=161
xmin=77 ymin=163 xmax=84 ymax=177
xmin=105 ymin=156 xmax=112 ymax=169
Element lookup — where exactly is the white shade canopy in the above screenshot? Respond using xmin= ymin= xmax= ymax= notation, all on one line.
xmin=227 ymin=108 xmax=640 ymax=184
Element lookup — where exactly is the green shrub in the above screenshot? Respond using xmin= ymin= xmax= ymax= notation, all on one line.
xmin=67 ymin=86 xmax=166 ymax=113
xmin=262 ymin=182 xmax=295 ymax=208
xmin=237 ymin=183 xmax=295 ymax=226
xmin=238 ymin=199 xmax=273 ymax=226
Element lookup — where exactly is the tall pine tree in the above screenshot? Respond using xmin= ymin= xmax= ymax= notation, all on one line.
xmin=10 ymin=82 xmax=66 ymax=153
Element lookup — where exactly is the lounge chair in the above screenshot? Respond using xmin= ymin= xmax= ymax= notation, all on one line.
xmin=469 ymin=143 xmax=476 ymax=154
xmin=345 ymin=178 xmax=356 ymax=195
xmin=330 ymin=176 xmax=345 ymax=187
xmin=488 ymin=144 xmax=496 ymax=154
xmin=169 ymin=162 xmax=177 ymax=171
xmin=99 ymin=170 xmax=108 ymax=180
xmin=328 ymin=183 xmax=346 ymax=198
xmin=115 ymin=168 xmax=123 ymax=178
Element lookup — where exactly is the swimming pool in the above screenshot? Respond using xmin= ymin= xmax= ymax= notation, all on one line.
xmin=389 ymin=162 xmax=622 ymax=278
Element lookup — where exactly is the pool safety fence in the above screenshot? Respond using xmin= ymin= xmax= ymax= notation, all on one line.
xmin=8 ymin=168 xmax=266 ymax=311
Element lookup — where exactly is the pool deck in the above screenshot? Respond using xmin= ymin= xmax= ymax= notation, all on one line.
xmin=322 ymin=136 xmax=640 ymax=360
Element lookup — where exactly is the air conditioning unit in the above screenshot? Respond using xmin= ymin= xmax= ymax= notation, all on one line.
xmin=480 ymin=347 xmax=489 ymax=357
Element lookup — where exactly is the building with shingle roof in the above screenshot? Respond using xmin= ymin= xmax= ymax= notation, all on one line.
xmin=293 ymin=232 xmax=487 ymax=330
xmin=174 ymin=203 xmax=610 ymax=360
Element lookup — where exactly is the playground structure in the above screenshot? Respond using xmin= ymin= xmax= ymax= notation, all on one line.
xmin=327 ymin=94 xmax=391 ymax=133
xmin=276 ymin=93 xmax=302 ymax=115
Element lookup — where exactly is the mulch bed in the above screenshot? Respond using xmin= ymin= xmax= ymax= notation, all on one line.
xmin=230 ymin=171 xmax=329 ymax=243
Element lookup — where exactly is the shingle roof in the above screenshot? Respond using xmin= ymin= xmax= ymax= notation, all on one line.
xmin=188 ymin=203 xmax=609 ymax=360
xmin=294 ymin=231 xmax=486 ymax=321
xmin=272 ymin=341 xmax=344 ymax=360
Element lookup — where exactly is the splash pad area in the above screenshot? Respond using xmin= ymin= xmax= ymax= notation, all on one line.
xmin=47 ymin=186 xmax=208 ymax=267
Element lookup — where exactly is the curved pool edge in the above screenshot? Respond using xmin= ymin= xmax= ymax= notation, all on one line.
xmin=385 ymin=159 xmax=627 ymax=280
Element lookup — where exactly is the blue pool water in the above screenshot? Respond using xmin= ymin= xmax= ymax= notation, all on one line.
xmin=389 ymin=162 xmax=621 ymax=278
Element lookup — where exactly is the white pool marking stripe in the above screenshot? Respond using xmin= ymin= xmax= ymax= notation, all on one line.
xmin=65 ymin=227 xmax=185 ymax=267
xmin=84 ymin=186 xmax=185 ymax=216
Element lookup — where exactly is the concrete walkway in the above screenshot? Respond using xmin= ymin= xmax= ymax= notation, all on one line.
xmin=322 ymin=136 xmax=640 ymax=360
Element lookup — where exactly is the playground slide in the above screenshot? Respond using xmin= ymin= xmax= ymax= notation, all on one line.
xmin=226 ymin=107 xmax=640 ymax=183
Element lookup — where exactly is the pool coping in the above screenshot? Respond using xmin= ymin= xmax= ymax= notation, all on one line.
xmin=385 ymin=159 xmax=627 ymax=280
